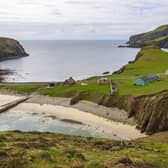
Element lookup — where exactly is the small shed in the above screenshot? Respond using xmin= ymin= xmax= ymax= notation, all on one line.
xmin=97 ymin=78 xmax=109 ymax=85
xmin=48 ymin=82 xmax=56 ymax=88
xmin=134 ymin=74 xmax=159 ymax=86
xmin=63 ymin=77 xmax=76 ymax=86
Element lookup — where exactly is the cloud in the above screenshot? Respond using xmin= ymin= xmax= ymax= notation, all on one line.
xmin=0 ymin=0 xmax=168 ymax=39
xmin=51 ymin=9 xmax=62 ymax=16
xmin=0 ymin=22 xmax=148 ymax=40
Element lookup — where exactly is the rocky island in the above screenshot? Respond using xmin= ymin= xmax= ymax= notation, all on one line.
xmin=0 ymin=37 xmax=28 ymax=61
xmin=127 ymin=24 xmax=168 ymax=48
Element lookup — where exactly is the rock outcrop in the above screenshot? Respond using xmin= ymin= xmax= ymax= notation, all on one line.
xmin=127 ymin=25 xmax=168 ymax=48
xmin=129 ymin=91 xmax=168 ymax=134
xmin=0 ymin=37 xmax=28 ymax=61
xmin=95 ymin=90 xmax=168 ymax=135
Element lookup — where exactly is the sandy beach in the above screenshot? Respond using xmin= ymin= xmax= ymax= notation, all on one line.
xmin=27 ymin=95 xmax=135 ymax=125
xmin=0 ymin=93 xmax=145 ymax=140
xmin=0 ymin=94 xmax=22 ymax=106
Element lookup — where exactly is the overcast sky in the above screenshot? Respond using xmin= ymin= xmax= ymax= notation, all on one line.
xmin=0 ymin=0 xmax=168 ymax=40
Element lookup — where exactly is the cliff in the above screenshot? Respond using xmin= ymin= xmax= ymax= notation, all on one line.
xmin=112 ymin=46 xmax=168 ymax=134
xmin=0 ymin=37 xmax=28 ymax=61
xmin=95 ymin=90 xmax=168 ymax=135
xmin=98 ymin=91 xmax=168 ymax=135
xmin=128 ymin=25 xmax=168 ymax=48
xmin=128 ymin=91 xmax=168 ymax=134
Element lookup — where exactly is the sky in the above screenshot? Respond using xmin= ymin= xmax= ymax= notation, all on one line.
xmin=0 ymin=0 xmax=168 ymax=40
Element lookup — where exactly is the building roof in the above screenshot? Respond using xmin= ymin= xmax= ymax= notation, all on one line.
xmin=137 ymin=74 xmax=158 ymax=81
xmin=63 ymin=77 xmax=76 ymax=86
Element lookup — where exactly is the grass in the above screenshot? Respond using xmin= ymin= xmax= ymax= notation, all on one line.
xmin=117 ymin=46 xmax=168 ymax=76
xmin=0 ymin=131 xmax=168 ymax=168
xmin=112 ymin=46 xmax=168 ymax=96
xmin=149 ymin=35 xmax=168 ymax=42
xmin=0 ymin=84 xmax=47 ymax=94
xmin=117 ymin=75 xmax=168 ymax=96
xmin=39 ymin=83 xmax=110 ymax=102
xmin=143 ymin=25 xmax=168 ymax=37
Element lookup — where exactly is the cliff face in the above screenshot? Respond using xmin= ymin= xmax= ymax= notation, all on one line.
xmin=97 ymin=91 xmax=168 ymax=135
xmin=0 ymin=37 xmax=28 ymax=61
xmin=128 ymin=25 xmax=168 ymax=48
xmin=128 ymin=91 xmax=168 ymax=134
xmin=92 ymin=91 xmax=168 ymax=134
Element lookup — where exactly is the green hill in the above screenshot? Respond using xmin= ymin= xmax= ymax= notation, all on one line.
xmin=113 ymin=45 xmax=168 ymax=96
xmin=128 ymin=25 xmax=168 ymax=48
xmin=0 ymin=37 xmax=28 ymax=61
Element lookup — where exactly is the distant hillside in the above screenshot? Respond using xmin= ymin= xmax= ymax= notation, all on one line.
xmin=128 ymin=25 xmax=168 ymax=48
xmin=0 ymin=37 xmax=28 ymax=61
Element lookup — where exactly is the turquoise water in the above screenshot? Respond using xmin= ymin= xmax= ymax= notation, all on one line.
xmin=0 ymin=110 xmax=112 ymax=138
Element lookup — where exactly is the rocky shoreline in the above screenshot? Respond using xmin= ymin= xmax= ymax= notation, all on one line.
xmin=0 ymin=37 xmax=28 ymax=61
xmin=0 ymin=69 xmax=13 ymax=82
xmin=0 ymin=37 xmax=29 ymax=81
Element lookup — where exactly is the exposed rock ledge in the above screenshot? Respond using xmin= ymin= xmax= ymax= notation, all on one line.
xmin=0 ymin=37 xmax=28 ymax=61
xmin=127 ymin=24 xmax=168 ymax=48
xmin=129 ymin=91 xmax=168 ymax=134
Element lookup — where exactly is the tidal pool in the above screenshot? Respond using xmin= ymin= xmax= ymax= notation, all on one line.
xmin=0 ymin=110 xmax=99 ymax=138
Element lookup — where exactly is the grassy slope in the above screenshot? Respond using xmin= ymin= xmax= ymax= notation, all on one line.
xmin=114 ymin=46 xmax=168 ymax=96
xmin=149 ymin=35 xmax=168 ymax=42
xmin=143 ymin=25 xmax=168 ymax=37
xmin=0 ymin=37 xmax=26 ymax=56
xmin=0 ymin=131 xmax=168 ymax=168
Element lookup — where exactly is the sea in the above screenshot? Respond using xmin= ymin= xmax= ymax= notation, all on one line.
xmin=0 ymin=40 xmax=140 ymax=82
